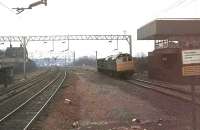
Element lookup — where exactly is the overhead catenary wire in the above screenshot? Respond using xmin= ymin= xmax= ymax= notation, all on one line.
xmin=162 ymin=0 xmax=188 ymax=12
xmin=162 ymin=0 xmax=197 ymax=13
xmin=186 ymin=0 xmax=198 ymax=5
xmin=146 ymin=0 xmax=197 ymax=21
xmin=159 ymin=0 xmax=199 ymax=19
xmin=0 ymin=1 xmax=15 ymax=13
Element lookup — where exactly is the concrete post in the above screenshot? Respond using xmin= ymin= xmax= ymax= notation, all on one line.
xmin=23 ymin=37 xmax=27 ymax=79
xmin=128 ymin=35 xmax=132 ymax=56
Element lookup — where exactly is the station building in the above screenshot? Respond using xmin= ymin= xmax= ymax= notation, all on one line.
xmin=137 ymin=18 xmax=200 ymax=84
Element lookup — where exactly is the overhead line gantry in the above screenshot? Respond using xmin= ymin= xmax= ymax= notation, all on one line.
xmin=0 ymin=35 xmax=132 ymax=78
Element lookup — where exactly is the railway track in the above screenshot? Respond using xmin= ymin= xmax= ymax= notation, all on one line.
xmin=0 ymin=71 xmax=50 ymax=99
xmin=0 ymin=69 xmax=66 ymax=130
xmin=126 ymin=79 xmax=200 ymax=105
xmin=0 ymin=69 xmax=54 ymax=103
xmin=0 ymin=69 xmax=48 ymax=92
xmin=0 ymin=69 xmax=58 ymax=119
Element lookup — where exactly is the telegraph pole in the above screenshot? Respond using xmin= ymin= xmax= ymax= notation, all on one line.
xmin=128 ymin=35 xmax=132 ymax=56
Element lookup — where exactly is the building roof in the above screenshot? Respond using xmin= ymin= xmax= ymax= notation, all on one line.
xmin=5 ymin=46 xmax=27 ymax=58
xmin=137 ymin=18 xmax=200 ymax=40
xmin=105 ymin=53 xmax=130 ymax=60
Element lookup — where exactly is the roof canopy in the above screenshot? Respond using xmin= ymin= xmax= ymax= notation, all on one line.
xmin=137 ymin=18 xmax=200 ymax=40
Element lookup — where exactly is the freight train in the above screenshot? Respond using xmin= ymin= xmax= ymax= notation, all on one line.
xmin=97 ymin=53 xmax=135 ymax=78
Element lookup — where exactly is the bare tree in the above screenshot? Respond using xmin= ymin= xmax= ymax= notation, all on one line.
xmin=135 ymin=52 xmax=148 ymax=73
xmin=74 ymin=56 xmax=96 ymax=67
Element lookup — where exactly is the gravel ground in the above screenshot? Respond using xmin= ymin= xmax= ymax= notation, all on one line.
xmin=30 ymin=68 xmax=200 ymax=130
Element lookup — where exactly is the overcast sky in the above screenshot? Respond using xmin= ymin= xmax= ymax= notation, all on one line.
xmin=0 ymin=0 xmax=199 ymax=58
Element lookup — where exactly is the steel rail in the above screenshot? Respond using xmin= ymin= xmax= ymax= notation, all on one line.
xmin=135 ymin=79 xmax=191 ymax=95
xmin=0 ymin=71 xmax=65 ymax=130
xmin=0 ymin=70 xmax=49 ymax=96
xmin=0 ymin=70 xmax=54 ymax=103
xmin=24 ymin=71 xmax=66 ymax=130
xmin=11 ymin=69 xmax=49 ymax=88
xmin=126 ymin=79 xmax=200 ymax=105
xmin=0 ymin=69 xmax=58 ymax=123
xmin=0 ymin=71 xmax=61 ymax=123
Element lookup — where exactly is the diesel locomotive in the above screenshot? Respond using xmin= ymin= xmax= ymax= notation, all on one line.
xmin=97 ymin=53 xmax=135 ymax=78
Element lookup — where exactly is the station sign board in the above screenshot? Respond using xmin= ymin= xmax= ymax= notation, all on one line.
xmin=182 ymin=49 xmax=200 ymax=76
xmin=182 ymin=65 xmax=200 ymax=76
xmin=182 ymin=49 xmax=200 ymax=64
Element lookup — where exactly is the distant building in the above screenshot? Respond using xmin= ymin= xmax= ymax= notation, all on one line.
xmin=5 ymin=46 xmax=27 ymax=58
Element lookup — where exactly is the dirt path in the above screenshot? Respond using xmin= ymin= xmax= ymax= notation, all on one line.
xmin=30 ymin=69 xmax=198 ymax=130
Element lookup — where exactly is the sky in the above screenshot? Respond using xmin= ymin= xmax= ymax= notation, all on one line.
xmin=0 ymin=0 xmax=199 ymax=59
